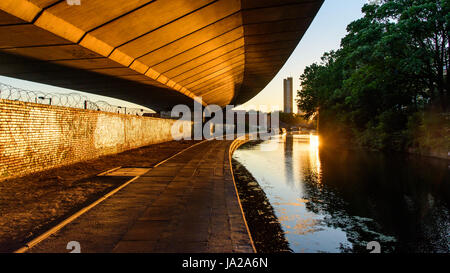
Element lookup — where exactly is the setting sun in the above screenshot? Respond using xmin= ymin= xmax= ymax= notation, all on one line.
xmin=309 ymin=134 xmax=320 ymax=148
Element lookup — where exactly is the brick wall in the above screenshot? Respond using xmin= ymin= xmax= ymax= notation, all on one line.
xmin=0 ymin=99 xmax=190 ymax=180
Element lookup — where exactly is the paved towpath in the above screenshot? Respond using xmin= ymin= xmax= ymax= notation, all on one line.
xmin=29 ymin=140 xmax=254 ymax=253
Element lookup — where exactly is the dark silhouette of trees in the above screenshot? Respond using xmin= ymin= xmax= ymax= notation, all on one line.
xmin=297 ymin=0 xmax=449 ymax=151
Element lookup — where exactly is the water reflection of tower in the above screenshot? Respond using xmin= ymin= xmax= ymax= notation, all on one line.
xmin=284 ymin=135 xmax=294 ymax=187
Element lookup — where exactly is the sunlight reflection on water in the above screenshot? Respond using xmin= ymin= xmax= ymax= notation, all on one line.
xmin=233 ymin=134 xmax=450 ymax=253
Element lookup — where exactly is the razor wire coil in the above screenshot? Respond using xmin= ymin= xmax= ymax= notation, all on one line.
xmin=0 ymin=82 xmax=149 ymax=116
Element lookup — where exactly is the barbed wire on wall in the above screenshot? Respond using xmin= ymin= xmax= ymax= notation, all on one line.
xmin=0 ymin=82 xmax=152 ymax=116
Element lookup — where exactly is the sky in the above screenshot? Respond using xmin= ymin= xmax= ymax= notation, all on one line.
xmin=236 ymin=0 xmax=368 ymax=112
xmin=0 ymin=0 xmax=368 ymax=113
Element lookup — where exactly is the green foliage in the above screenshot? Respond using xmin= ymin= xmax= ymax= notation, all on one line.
xmin=407 ymin=111 xmax=450 ymax=157
xmin=297 ymin=0 xmax=449 ymax=151
xmin=279 ymin=112 xmax=315 ymax=128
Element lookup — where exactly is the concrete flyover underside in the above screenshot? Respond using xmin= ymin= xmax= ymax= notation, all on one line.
xmin=0 ymin=0 xmax=323 ymax=111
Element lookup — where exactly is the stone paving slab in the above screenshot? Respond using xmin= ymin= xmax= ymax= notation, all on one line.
xmin=29 ymin=140 xmax=254 ymax=253
xmin=104 ymin=168 xmax=152 ymax=177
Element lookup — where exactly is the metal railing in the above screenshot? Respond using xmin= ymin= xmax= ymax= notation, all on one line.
xmin=0 ymin=82 xmax=151 ymax=116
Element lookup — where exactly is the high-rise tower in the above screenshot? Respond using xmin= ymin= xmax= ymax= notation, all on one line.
xmin=283 ymin=77 xmax=293 ymax=113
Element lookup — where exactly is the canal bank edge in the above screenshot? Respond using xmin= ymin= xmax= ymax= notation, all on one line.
xmin=229 ymin=138 xmax=292 ymax=253
xmin=229 ymin=137 xmax=257 ymax=253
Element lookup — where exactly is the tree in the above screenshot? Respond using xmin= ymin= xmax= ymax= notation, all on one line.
xmin=297 ymin=0 xmax=449 ymax=150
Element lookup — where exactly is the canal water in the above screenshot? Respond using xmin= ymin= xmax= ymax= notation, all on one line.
xmin=232 ymin=134 xmax=450 ymax=253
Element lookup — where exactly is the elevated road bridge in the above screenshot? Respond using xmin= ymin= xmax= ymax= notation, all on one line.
xmin=0 ymin=0 xmax=323 ymax=111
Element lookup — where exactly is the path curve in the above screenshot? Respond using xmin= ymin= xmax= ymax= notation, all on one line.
xmin=28 ymin=140 xmax=254 ymax=253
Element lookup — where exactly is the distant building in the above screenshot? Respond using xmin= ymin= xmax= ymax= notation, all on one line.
xmin=283 ymin=77 xmax=293 ymax=113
